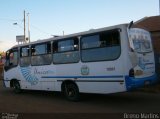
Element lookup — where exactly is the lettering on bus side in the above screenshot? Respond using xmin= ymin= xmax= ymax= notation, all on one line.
xmin=106 ymin=67 xmax=115 ymax=71
xmin=34 ymin=68 xmax=55 ymax=75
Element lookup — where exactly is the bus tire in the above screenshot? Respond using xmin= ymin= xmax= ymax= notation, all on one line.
xmin=13 ymin=81 xmax=21 ymax=93
xmin=63 ymin=83 xmax=80 ymax=101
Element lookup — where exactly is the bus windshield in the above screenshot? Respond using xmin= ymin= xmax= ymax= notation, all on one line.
xmin=128 ymin=28 xmax=152 ymax=53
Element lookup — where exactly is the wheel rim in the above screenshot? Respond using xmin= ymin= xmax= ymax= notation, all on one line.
xmin=66 ymin=87 xmax=76 ymax=97
xmin=13 ymin=82 xmax=20 ymax=92
xmin=63 ymin=83 xmax=79 ymax=101
xmin=14 ymin=83 xmax=18 ymax=89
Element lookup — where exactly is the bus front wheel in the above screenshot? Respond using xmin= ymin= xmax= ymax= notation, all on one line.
xmin=13 ymin=81 xmax=21 ymax=93
xmin=63 ymin=83 xmax=80 ymax=101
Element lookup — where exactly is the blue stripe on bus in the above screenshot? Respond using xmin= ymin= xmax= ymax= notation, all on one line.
xmin=41 ymin=75 xmax=124 ymax=79
xmin=57 ymin=80 xmax=124 ymax=82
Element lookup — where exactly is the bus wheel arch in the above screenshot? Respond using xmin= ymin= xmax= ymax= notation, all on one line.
xmin=61 ymin=80 xmax=80 ymax=101
xmin=10 ymin=79 xmax=21 ymax=93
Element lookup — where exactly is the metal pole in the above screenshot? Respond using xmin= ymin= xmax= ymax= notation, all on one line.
xmin=27 ymin=13 xmax=30 ymax=43
xmin=24 ymin=10 xmax=26 ymax=43
xmin=159 ymin=0 xmax=160 ymax=15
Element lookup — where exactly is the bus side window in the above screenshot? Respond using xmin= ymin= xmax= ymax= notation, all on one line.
xmin=31 ymin=42 xmax=52 ymax=66
xmin=53 ymin=38 xmax=80 ymax=64
xmin=9 ymin=50 xmax=18 ymax=66
xmin=20 ymin=46 xmax=30 ymax=67
xmin=81 ymin=30 xmax=121 ymax=62
xmin=4 ymin=48 xmax=18 ymax=71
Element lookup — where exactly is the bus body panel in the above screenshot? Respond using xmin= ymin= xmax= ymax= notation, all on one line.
xmin=54 ymin=59 xmax=126 ymax=94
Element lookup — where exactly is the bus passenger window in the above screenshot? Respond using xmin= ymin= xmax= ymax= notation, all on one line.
xmin=81 ymin=35 xmax=100 ymax=49
xmin=31 ymin=42 xmax=52 ymax=66
xmin=53 ymin=38 xmax=79 ymax=64
xmin=9 ymin=52 xmax=18 ymax=66
xmin=5 ymin=49 xmax=18 ymax=67
xmin=20 ymin=46 xmax=30 ymax=67
xmin=21 ymin=47 xmax=29 ymax=57
xmin=81 ymin=30 xmax=121 ymax=62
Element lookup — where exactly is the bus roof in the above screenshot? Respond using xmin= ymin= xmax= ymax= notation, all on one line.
xmin=11 ymin=23 xmax=128 ymax=49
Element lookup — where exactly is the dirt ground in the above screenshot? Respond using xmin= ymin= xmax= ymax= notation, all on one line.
xmin=0 ymin=80 xmax=160 ymax=119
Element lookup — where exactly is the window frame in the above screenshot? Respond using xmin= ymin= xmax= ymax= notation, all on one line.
xmin=4 ymin=48 xmax=18 ymax=71
xmin=20 ymin=46 xmax=31 ymax=67
xmin=31 ymin=42 xmax=52 ymax=66
xmin=53 ymin=37 xmax=79 ymax=53
xmin=52 ymin=37 xmax=80 ymax=64
xmin=31 ymin=42 xmax=51 ymax=56
xmin=20 ymin=46 xmax=30 ymax=57
xmin=80 ymin=29 xmax=121 ymax=63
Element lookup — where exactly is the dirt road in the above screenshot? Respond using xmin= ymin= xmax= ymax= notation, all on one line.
xmin=0 ymin=80 xmax=160 ymax=119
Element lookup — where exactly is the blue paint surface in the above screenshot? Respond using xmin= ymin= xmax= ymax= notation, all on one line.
xmin=42 ymin=75 xmax=124 ymax=79
xmin=125 ymin=74 xmax=158 ymax=91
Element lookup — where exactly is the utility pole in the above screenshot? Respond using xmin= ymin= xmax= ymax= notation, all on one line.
xmin=159 ymin=0 xmax=160 ymax=15
xmin=24 ymin=10 xmax=26 ymax=43
xmin=27 ymin=13 xmax=30 ymax=43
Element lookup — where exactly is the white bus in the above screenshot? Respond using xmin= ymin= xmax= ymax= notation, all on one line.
xmin=3 ymin=23 xmax=157 ymax=101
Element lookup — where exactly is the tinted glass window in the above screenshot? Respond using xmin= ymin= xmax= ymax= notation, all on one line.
xmin=58 ymin=40 xmax=74 ymax=52
xmin=31 ymin=42 xmax=51 ymax=56
xmin=81 ymin=30 xmax=121 ymax=62
xmin=53 ymin=38 xmax=79 ymax=64
xmin=20 ymin=46 xmax=30 ymax=67
xmin=20 ymin=46 xmax=29 ymax=57
xmin=5 ymin=49 xmax=18 ymax=67
xmin=31 ymin=42 xmax=52 ymax=66
xmin=10 ymin=51 xmax=18 ymax=66
xmin=81 ymin=35 xmax=100 ymax=49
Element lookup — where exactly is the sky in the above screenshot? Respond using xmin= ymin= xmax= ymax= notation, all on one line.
xmin=0 ymin=0 xmax=159 ymax=51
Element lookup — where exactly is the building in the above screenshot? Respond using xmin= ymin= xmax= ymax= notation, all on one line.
xmin=135 ymin=16 xmax=160 ymax=78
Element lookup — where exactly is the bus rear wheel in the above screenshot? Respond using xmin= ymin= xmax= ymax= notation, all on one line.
xmin=63 ymin=83 xmax=80 ymax=101
xmin=13 ymin=81 xmax=21 ymax=93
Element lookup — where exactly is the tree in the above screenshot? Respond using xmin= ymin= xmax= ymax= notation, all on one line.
xmin=0 ymin=51 xmax=5 ymax=65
